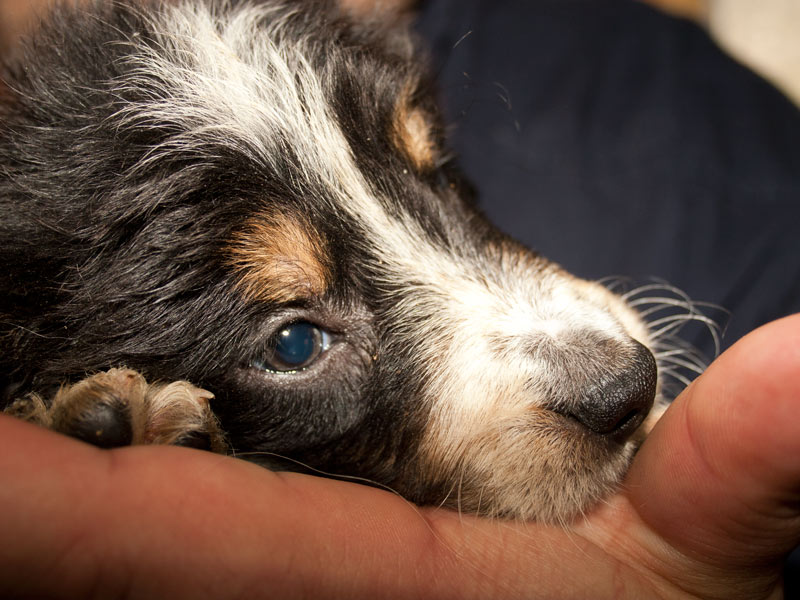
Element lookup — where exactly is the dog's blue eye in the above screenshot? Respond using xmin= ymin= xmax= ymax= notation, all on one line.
xmin=253 ymin=321 xmax=331 ymax=372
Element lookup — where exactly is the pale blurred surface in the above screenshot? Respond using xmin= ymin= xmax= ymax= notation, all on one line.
xmin=645 ymin=0 xmax=799 ymax=104
xmin=708 ymin=0 xmax=800 ymax=104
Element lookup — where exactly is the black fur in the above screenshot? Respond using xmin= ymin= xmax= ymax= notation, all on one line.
xmin=0 ymin=0 xmax=479 ymax=503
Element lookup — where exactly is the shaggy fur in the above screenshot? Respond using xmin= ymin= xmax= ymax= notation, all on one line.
xmin=1 ymin=0 xmax=666 ymax=523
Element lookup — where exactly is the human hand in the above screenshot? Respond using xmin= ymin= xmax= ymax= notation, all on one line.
xmin=1 ymin=315 xmax=798 ymax=599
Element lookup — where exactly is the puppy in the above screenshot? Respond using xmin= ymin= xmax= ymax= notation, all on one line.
xmin=0 ymin=0 xmax=693 ymax=523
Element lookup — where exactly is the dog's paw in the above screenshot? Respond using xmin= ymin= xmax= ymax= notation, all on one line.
xmin=4 ymin=369 xmax=228 ymax=453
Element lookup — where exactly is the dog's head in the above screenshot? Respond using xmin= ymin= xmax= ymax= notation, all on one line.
xmin=0 ymin=0 xmax=661 ymax=522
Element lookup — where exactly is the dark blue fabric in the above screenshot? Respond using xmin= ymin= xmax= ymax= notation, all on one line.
xmin=414 ymin=0 xmax=800 ymax=590
xmin=414 ymin=0 xmax=800 ymax=361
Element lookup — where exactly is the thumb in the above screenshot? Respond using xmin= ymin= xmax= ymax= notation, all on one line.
xmin=626 ymin=314 xmax=800 ymax=599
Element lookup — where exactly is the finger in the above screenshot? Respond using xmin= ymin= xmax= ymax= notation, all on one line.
xmin=0 ymin=415 xmax=443 ymax=599
xmin=625 ymin=314 xmax=800 ymax=598
xmin=0 ymin=414 xmax=675 ymax=599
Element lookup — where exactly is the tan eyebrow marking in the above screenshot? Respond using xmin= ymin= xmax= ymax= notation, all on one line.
xmin=227 ymin=212 xmax=329 ymax=304
xmin=392 ymin=91 xmax=437 ymax=170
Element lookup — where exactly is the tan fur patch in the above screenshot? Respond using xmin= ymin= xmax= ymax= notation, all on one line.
xmin=228 ymin=214 xmax=329 ymax=304
xmin=392 ymin=96 xmax=437 ymax=170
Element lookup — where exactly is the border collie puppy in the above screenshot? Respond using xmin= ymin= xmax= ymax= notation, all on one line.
xmin=1 ymin=0 xmax=666 ymax=523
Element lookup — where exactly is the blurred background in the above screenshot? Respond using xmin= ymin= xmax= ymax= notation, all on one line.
xmin=1 ymin=0 xmax=799 ymax=591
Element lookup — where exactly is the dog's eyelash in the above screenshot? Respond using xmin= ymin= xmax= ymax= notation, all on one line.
xmin=432 ymin=157 xmax=459 ymax=191
xmin=432 ymin=152 xmax=456 ymax=173
xmin=435 ymin=168 xmax=452 ymax=190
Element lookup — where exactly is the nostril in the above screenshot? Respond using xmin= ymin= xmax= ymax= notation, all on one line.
xmin=569 ymin=397 xmax=648 ymax=441
xmin=615 ymin=408 xmax=641 ymax=431
xmin=566 ymin=340 xmax=657 ymax=443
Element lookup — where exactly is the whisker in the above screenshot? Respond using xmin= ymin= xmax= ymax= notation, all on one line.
xmin=621 ymin=281 xmax=693 ymax=302
xmin=658 ymin=367 xmax=694 ymax=389
xmin=655 ymin=351 xmax=707 ymax=374
xmin=457 ymin=464 xmax=465 ymax=524
xmin=596 ymin=275 xmax=632 ymax=292
xmin=436 ymin=478 xmax=459 ymax=511
xmin=610 ymin=279 xmax=728 ymax=398
xmin=648 ymin=312 xmax=721 ymax=338
xmin=654 ymin=339 xmax=709 ymax=359
xmin=475 ymin=481 xmax=486 ymax=519
xmin=233 ymin=450 xmax=395 ymax=490
xmin=231 ymin=451 xmax=473 ymax=554
xmin=630 ymin=297 xmax=693 ymax=312
xmin=656 ymin=355 xmax=706 ymax=375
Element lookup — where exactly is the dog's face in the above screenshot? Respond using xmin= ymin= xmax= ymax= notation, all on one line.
xmin=0 ymin=0 xmax=661 ymax=522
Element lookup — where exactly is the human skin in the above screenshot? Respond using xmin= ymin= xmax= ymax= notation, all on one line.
xmin=1 ymin=314 xmax=799 ymax=599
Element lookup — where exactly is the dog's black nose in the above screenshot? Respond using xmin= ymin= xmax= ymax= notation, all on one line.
xmin=568 ymin=340 xmax=657 ymax=443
